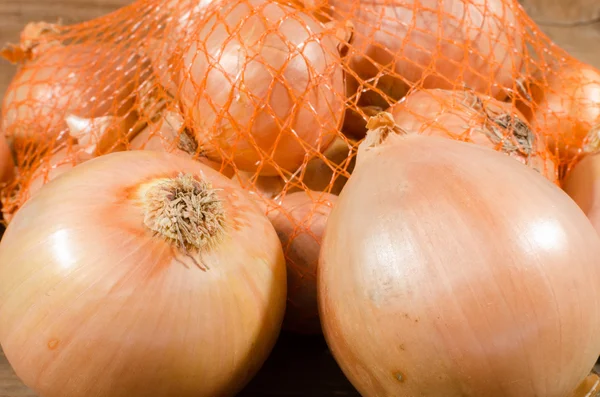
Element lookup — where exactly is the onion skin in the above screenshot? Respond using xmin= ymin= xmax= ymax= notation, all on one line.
xmin=319 ymin=121 xmax=600 ymax=396
xmin=130 ymin=110 xmax=188 ymax=154
xmin=231 ymin=171 xmax=287 ymax=201
xmin=0 ymin=151 xmax=287 ymax=397
xmin=516 ymin=64 xmax=600 ymax=162
xmin=301 ymin=137 xmax=357 ymax=195
xmin=268 ymin=191 xmax=336 ymax=334
xmin=130 ymin=110 xmax=234 ymax=178
xmin=568 ymin=373 xmax=600 ymax=397
xmin=179 ymin=0 xmax=345 ymax=175
xmin=390 ymin=89 xmax=558 ymax=183
xmin=1 ymin=43 xmax=143 ymax=152
xmin=330 ymin=0 xmax=524 ymax=102
xmin=0 ymin=132 xmax=15 ymax=186
xmin=563 ymin=153 xmax=600 ymax=236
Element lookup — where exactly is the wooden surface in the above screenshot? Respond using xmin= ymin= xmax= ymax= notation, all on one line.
xmin=0 ymin=333 xmax=360 ymax=397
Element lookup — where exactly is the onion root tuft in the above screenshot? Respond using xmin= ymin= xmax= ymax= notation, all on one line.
xmin=143 ymin=173 xmax=226 ymax=252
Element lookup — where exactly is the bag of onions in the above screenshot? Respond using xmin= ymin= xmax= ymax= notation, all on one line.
xmin=2 ymin=0 xmax=600 ymax=395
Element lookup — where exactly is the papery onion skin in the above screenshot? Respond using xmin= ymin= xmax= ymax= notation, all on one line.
xmin=329 ymin=0 xmax=524 ymax=102
xmin=0 ymin=131 xmax=15 ymax=185
xmin=517 ymin=64 xmax=600 ymax=162
xmin=1 ymin=43 xmax=143 ymax=151
xmin=301 ymin=137 xmax=357 ymax=195
xmin=130 ymin=110 xmax=234 ymax=178
xmin=232 ymin=171 xmax=287 ymax=201
xmin=563 ymin=153 xmax=600 ymax=236
xmin=268 ymin=191 xmax=336 ymax=334
xmin=390 ymin=89 xmax=558 ymax=183
xmin=0 ymin=150 xmax=287 ymax=397
xmin=319 ymin=123 xmax=600 ymax=397
xmin=179 ymin=0 xmax=345 ymax=175
xmin=130 ymin=110 xmax=185 ymax=153
xmin=568 ymin=372 xmax=600 ymax=397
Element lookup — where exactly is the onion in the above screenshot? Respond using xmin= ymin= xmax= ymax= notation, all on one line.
xmin=27 ymin=146 xmax=93 ymax=199
xmin=563 ymin=153 xmax=600 ymax=236
xmin=0 ymin=131 xmax=15 ymax=186
xmin=130 ymin=109 xmax=190 ymax=154
xmin=517 ymin=63 xmax=600 ymax=162
xmin=330 ymin=0 xmax=524 ymax=104
xmin=130 ymin=109 xmax=234 ymax=178
xmin=1 ymin=42 xmax=145 ymax=154
xmin=178 ymin=0 xmax=345 ymax=175
xmin=318 ymin=113 xmax=600 ymax=397
xmin=0 ymin=150 xmax=287 ymax=397
xmin=301 ymin=136 xmax=357 ymax=195
xmin=0 ymin=21 xmax=62 ymax=64
xmin=272 ymin=0 xmax=333 ymax=22
xmin=231 ymin=171 xmax=287 ymax=201
xmin=65 ymin=112 xmax=140 ymax=156
xmin=569 ymin=373 xmax=600 ymax=397
xmin=268 ymin=191 xmax=336 ymax=334
xmin=390 ymin=89 xmax=558 ymax=183
xmin=148 ymin=0 xmax=215 ymax=95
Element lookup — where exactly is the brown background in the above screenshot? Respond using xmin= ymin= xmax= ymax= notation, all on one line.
xmin=1 ymin=0 xmax=600 ymax=395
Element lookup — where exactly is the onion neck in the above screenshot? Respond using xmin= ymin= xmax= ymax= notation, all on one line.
xmin=358 ymin=112 xmax=408 ymax=161
xmin=583 ymin=125 xmax=600 ymax=154
xmin=177 ymin=129 xmax=199 ymax=155
xmin=463 ymin=91 xmax=535 ymax=157
xmin=141 ymin=174 xmax=226 ymax=251
xmin=483 ymin=112 xmax=534 ymax=157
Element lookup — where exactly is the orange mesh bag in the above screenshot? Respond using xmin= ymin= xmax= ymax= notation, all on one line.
xmin=1 ymin=0 xmax=600 ymax=335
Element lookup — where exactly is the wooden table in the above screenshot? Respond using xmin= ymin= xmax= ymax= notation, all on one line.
xmin=0 ymin=332 xmax=360 ymax=396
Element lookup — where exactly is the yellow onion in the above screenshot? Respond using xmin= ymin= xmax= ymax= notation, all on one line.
xmin=0 ymin=150 xmax=287 ymax=397
xmin=178 ymin=0 xmax=345 ymax=175
xmin=390 ymin=89 xmax=558 ymax=183
xmin=1 ymin=42 xmax=145 ymax=154
xmin=65 ymin=112 xmax=140 ymax=156
xmin=319 ymin=114 xmax=600 ymax=397
xmin=27 ymin=146 xmax=93 ymax=200
xmin=0 ymin=131 xmax=15 ymax=186
xmin=130 ymin=109 xmax=190 ymax=154
xmin=147 ymin=0 xmax=216 ymax=95
xmin=130 ymin=109 xmax=234 ymax=178
xmin=563 ymin=153 xmax=600 ymax=236
xmin=517 ymin=62 xmax=600 ymax=162
xmin=231 ymin=171 xmax=287 ymax=201
xmin=568 ymin=373 xmax=600 ymax=397
xmin=268 ymin=191 xmax=336 ymax=334
xmin=330 ymin=0 xmax=524 ymax=104
xmin=301 ymin=136 xmax=357 ymax=195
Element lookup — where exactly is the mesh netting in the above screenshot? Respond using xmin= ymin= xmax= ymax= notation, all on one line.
xmin=2 ymin=0 xmax=600 ymax=330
